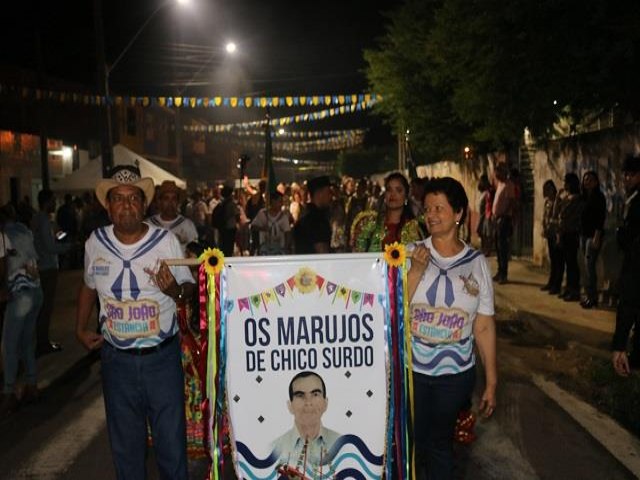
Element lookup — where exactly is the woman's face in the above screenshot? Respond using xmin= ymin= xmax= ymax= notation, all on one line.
xmin=582 ymin=173 xmax=597 ymax=192
xmin=423 ymin=192 xmax=461 ymax=237
xmin=384 ymin=179 xmax=407 ymax=211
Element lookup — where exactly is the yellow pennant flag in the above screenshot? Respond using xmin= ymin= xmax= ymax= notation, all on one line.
xmin=336 ymin=286 xmax=351 ymax=300
xmin=300 ymin=96 xmax=307 ymax=106
xmin=338 ymin=95 xmax=345 ymax=105
xmin=143 ymin=97 xmax=150 ymax=107
xmin=158 ymin=97 xmax=166 ymax=107
xmin=215 ymin=97 xmax=222 ymax=106
xmin=324 ymin=95 xmax=332 ymax=106
xmin=286 ymin=96 xmax=293 ymax=107
xmin=190 ymin=98 xmax=196 ymax=108
xmin=312 ymin=96 xmax=319 ymax=106
xmin=244 ymin=97 xmax=253 ymax=107
xmin=230 ymin=97 xmax=238 ymax=107
xmin=272 ymin=97 xmax=280 ymax=107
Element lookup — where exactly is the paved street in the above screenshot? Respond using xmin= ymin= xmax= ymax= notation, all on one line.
xmin=0 ymin=265 xmax=638 ymax=479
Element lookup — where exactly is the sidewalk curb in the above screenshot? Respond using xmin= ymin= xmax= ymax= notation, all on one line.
xmin=533 ymin=375 xmax=640 ymax=476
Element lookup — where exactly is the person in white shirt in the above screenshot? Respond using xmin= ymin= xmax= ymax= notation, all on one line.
xmin=76 ymin=165 xmax=195 ymax=479
xmin=251 ymin=192 xmax=292 ymax=255
xmin=148 ymin=181 xmax=198 ymax=254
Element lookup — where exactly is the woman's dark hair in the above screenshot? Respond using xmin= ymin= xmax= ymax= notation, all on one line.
xmin=581 ymin=170 xmax=600 ymax=196
xmin=477 ymin=174 xmax=490 ymax=192
xmin=564 ymin=173 xmax=581 ymax=195
xmin=423 ymin=177 xmax=469 ymax=224
xmin=382 ymin=172 xmax=414 ymax=221
xmin=542 ymin=179 xmax=557 ymax=197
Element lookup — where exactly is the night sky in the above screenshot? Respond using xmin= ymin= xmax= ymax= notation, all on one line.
xmin=1 ymin=0 xmax=402 ymax=97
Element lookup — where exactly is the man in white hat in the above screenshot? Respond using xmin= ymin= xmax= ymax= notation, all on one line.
xmin=75 ymin=165 xmax=194 ymax=479
xmin=147 ymin=180 xmax=198 ymax=254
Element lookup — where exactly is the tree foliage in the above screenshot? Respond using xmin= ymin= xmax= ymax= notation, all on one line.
xmin=336 ymin=146 xmax=397 ymax=178
xmin=366 ymin=0 xmax=640 ymax=160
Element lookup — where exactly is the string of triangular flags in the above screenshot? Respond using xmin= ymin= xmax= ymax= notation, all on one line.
xmin=235 ymin=274 xmax=377 ymax=315
xmin=184 ymin=100 xmax=376 ymax=133
xmin=223 ymin=133 xmax=365 ymax=153
xmin=202 ymin=128 xmax=367 ymax=139
xmin=0 ymin=83 xmax=379 ymax=109
xmin=204 ymin=131 xmax=364 ymax=151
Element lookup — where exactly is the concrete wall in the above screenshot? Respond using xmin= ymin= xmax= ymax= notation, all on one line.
xmin=411 ymin=122 xmax=640 ymax=298
xmin=531 ymin=123 xmax=640 ymax=295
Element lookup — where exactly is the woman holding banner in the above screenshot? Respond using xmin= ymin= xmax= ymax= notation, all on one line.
xmin=351 ymin=172 xmax=422 ymax=252
xmin=407 ymin=177 xmax=497 ymax=480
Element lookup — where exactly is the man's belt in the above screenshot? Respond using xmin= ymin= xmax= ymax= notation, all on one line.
xmin=111 ymin=334 xmax=177 ymax=356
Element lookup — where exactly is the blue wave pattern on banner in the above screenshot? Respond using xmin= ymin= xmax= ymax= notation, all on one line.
xmin=236 ymin=435 xmax=383 ymax=479
xmin=236 ymin=441 xmax=279 ymax=468
xmin=335 ymin=469 xmax=368 ymax=480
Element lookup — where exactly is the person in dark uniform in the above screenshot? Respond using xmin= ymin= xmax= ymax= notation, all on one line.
xmin=612 ymin=154 xmax=640 ymax=376
xmin=294 ymin=176 xmax=332 ymax=254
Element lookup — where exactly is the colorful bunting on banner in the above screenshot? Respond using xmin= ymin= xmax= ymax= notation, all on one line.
xmin=232 ymin=267 xmax=376 ymax=314
xmin=0 ymin=83 xmax=379 ymax=110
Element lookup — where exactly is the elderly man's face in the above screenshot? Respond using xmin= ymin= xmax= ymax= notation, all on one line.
xmin=158 ymin=191 xmax=179 ymax=219
xmin=106 ymin=185 xmax=146 ymax=233
xmin=288 ymin=375 xmax=328 ymax=430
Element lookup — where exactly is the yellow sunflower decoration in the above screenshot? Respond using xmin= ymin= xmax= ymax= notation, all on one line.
xmin=384 ymin=242 xmax=407 ymax=268
xmin=199 ymin=248 xmax=225 ymax=275
xmin=294 ymin=267 xmax=317 ymax=294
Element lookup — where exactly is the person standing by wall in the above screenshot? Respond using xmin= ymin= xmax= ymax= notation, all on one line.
xmin=555 ymin=173 xmax=583 ymax=302
xmin=579 ymin=171 xmax=606 ymax=309
xmin=31 ymin=189 xmax=72 ymax=356
xmin=491 ymin=164 xmax=516 ymax=284
xmin=540 ymin=180 xmax=562 ymax=293
xmin=612 ymin=155 xmax=640 ymax=376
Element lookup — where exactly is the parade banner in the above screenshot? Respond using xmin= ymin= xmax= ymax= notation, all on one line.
xmin=223 ymin=254 xmax=388 ymax=480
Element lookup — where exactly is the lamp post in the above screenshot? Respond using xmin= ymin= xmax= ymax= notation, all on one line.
xmin=93 ymin=0 xmax=190 ymax=177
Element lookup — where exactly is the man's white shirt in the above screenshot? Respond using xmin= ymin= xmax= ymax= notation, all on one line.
xmin=84 ymin=224 xmax=193 ymax=349
xmin=147 ymin=214 xmax=198 ymax=253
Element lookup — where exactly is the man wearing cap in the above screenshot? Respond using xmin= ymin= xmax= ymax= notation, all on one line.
xmin=75 ymin=165 xmax=195 ymax=479
xmin=612 ymin=154 xmax=640 ymax=377
xmin=294 ymin=176 xmax=332 ymax=254
xmin=148 ymin=180 xmax=198 ymax=254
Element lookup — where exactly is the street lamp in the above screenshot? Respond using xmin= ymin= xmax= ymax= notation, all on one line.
xmin=225 ymin=41 xmax=237 ymax=55
xmin=94 ymin=0 xmax=190 ymax=177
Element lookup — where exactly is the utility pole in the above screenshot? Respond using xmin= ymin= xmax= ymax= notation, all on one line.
xmin=34 ymin=11 xmax=49 ymax=190
xmin=93 ymin=0 xmax=113 ymax=178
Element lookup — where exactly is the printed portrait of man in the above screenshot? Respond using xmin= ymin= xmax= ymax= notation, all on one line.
xmin=271 ymin=371 xmax=342 ymax=467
